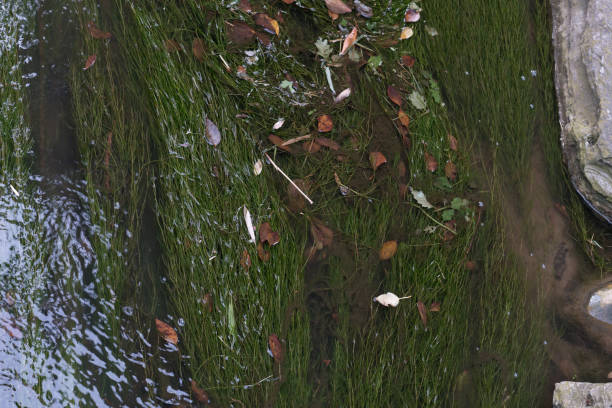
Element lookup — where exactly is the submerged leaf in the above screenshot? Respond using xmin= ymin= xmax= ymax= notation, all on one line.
xmin=254 ymin=13 xmax=280 ymax=35
xmin=387 ymin=85 xmax=402 ymax=106
xmin=257 ymin=241 xmax=270 ymax=261
xmin=315 ymin=137 xmax=340 ymax=150
xmin=164 ymin=39 xmax=181 ymax=52
xmin=318 ymin=115 xmax=333 ymax=132
xmin=240 ymin=249 xmax=251 ymax=270
xmin=155 ymin=319 xmax=178 ymax=345
xmin=417 ymin=301 xmax=427 ymax=326
xmin=310 ymin=218 xmax=333 ymax=249
xmin=268 ymin=334 xmax=283 ymax=363
xmin=83 ymin=55 xmax=96 ymax=70
xmin=379 ymin=240 xmax=398 ymax=260
xmin=205 ymin=118 xmax=221 ymax=146
xmin=191 ymin=380 xmax=209 ymax=404
xmin=340 ymin=27 xmax=358 ymax=56
xmin=268 ymin=134 xmax=293 ymax=153
xmin=226 ymin=21 xmax=256 ymax=45
xmin=192 ymin=38 xmax=206 ymax=61
xmin=325 ymin=0 xmax=352 ymax=14
xmin=425 ymin=152 xmax=438 ymax=172
xmin=429 ymin=302 xmax=441 ymax=312
xmin=87 ymin=21 xmax=111 ymax=39
xmin=259 ymin=222 xmax=280 ymax=246
xmin=369 ymin=151 xmax=387 ymax=170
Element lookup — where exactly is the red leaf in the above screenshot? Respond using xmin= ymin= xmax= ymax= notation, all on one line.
xmin=268 ymin=334 xmax=283 ymax=363
xmin=87 ymin=21 xmax=111 ymax=39
xmin=259 ymin=222 xmax=280 ymax=246
xmin=268 ymin=134 xmax=293 ymax=153
xmin=155 ymin=319 xmax=178 ymax=345
xmin=424 ymin=152 xmax=438 ymax=172
xmin=317 ymin=115 xmax=333 ymax=132
xmin=417 ymin=301 xmax=427 ymax=326
xmin=83 ymin=55 xmax=96 ymax=70
xmin=387 ymin=85 xmax=402 ymax=106
xmin=310 ymin=218 xmax=333 ymax=249
xmin=369 ymin=151 xmax=387 ymax=170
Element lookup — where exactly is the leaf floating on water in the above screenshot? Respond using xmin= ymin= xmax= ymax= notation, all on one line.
xmin=268 ymin=334 xmax=283 ymax=363
xmin=259 ymin=222 xmax=280 ymax=246
xmin=411 ymin=188 xmax=434 ymax=209
xmin=272 ymin=118 xmax=285 ymax=130
xmin=445 ymin=161 xmax=457 ymax=181
xmin=387 ymin=85 xmax=402 ymax=106
xmin=334 ymin=88 xmax=351 ymax=103
xmin=192 ymin=38 xmax=206 ymax=61
xmin=425 ymin=152 xmax=438 ymax=172
xmin=354 ymin=0 xmax=373 ymax=18
xmin=83 ymin=55 xmax=96 ymax=70
xmin=405 ymin=9 xmax=421 ymax=22
xmin=340 ymin=27 xmax=358 ymax=56
xmin=398 ymin=109 xmax=410 ymax=127
xmin=243 ymin=205 xmax=257 ymax=243
xmin=400 ymin=27 xmax=414 ymax=40
xmin=369 ymin=151 xmax=387 ymax=170
xmin=253 ymin=159 xmax=263 ymax=175
xmin=409 ymin=91 xmax=427 ymax=110
xmin=448 ymin=133 xmax=458 ymax=151
xmin=318 ymin=115 xmax=333 ymax=132
xmin=205 ymin=118 xmax=221 ymax=146
xmin=374 ymin=292 xmax=411 ymax=307
xmin=190 ymin=380 xmax=210 ymax=404
xmin=254 ymin=13 xmax=280 ymax=35
xmin=325 ymin=0 xmax=352 ymax=14
xmin=379 ymin=240 xmax=398 ymax=260
xmin=87 ymin=21 xmax=111 ymax=39
xmin=417 ymin=301 xmax=428 ymax=326
xmin=155 ymin=318 xmax=178 ymax=345
xmin=225 ymin=21 xmax=256 ymax=45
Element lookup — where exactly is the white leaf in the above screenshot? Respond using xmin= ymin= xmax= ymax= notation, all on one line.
xmin=409 ymin=91 xmax=427 ymax=110
xmin=411 ymin=188 xmax=434 ymax=209
xmin=334 ymin=88 xmax=351 ymax=103
xmin=243 ymin=206 xmax=256 ymax=243
xmin=253 ymin=159 xmax=263 ymax=175
xmin=374 ymin=292 xmax=400 ymax=307
xmin=272 ymin=119 xmax=285 ymax=130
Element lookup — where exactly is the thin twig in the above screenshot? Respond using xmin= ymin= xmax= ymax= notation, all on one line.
xmin=264 ymin=152 xmax=313 ymax=205
xmin=281 ymin=134 xmax=311 ymax=146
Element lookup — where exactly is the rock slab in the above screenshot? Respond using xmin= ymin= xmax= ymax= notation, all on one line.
xmin=553 ymin=382 xmax=612 ymax=407
xmin=551 ymin=0 xmax=612 ymax=224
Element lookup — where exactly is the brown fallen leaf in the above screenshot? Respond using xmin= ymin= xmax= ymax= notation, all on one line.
xmin=400 ymin=55 xmax=416 ymax=67
xmin=164 ymin=39 xmax=181 ymax=52
xmin=323 ymin=359 xmax=331 ymax=367
xmin=398 ymin=109 xmax=410 ymax=127
xmin=205 ymin=118 xmax=221 ymax=146
xmin=259 ymin=222 xmax=280 ymax=246
xmin=257 ymin=241 xmax=270 ymax=262
xmin=192 ymin=37 xmax=206 ymax=61
xmin=310 ymin=218 xmax=333 ymax=249
xmin=315 ymin=137 xmax=340 ymax=150
xmin=155 ymin=318 xmax=178 ymax=345
xmin=281 ymin=0 xmax=296 ymax=3
xmin=268 ymin=134 xmax=293 ymax=153
xmin=255 ymin=31 xmax=272 ymax=46
xmin=417 ymin=301 xmax=427 ymax=326
xmin=287 ymin=178 xmax=310 ymax=212
xmin=83 ymin=55 xmax=96 ymax=70
xmin=429 ymin=302 xmax=441 ymax=312
xmin=325 ymin=0 xmax=352 ymax=14
xmin=387 ymin=85 xmax=402 ymax=106
xmin=240 ymin=249 xmax=251 ymax=270
xmin=340 ymin=27 xmax=358 ymax=56
xmin=445 ymin=160 xmax=457 ymax=181
xmin=254 ymin=13 xmax=280 ymax=35
xmin=424 ymin=152 xmax=438 ymax=172
xmin=379 ymin=240 xmax=398 ymax=260
xmin=328 ymin=10 xmax=339 ymax=20
xmin=448 ymin=133 xmax=458 ymax=151
xmin=201 ymin=293 xmax=213 ymax=313
xmin=191 ymin=380 xmax=209 ymax=404
xmin=268 ymin=334 xmax=283 ymax=363
xmin=225 ymin=21 xmax=256 ymax=45
xmin=369 ymin=151 xmax=387 ymax=170
xmin=87 ymin=21 xmax=111 ymax=39
xmin=303 ymin=139 xmax=321 ymax=153
xmin=318 ymin=115 xmax=333 ymax=132
xmin=443 ymin=220 xmax=456 ymax=242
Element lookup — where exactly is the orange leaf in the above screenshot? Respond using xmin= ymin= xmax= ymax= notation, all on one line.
xmin=240 ymin=249 xmax=251 ymax=270
xmin=445 ymin=161 xmax=457 ymax=181
xmin=315 ymin=137 xmax=340 ymax=150
xmin=379 ymin=240 xmax=398 ymax=260
xmin=400 ymin=55 xmax=415 ymax=67
xmin=387 ymin=85 xmax=402 ymax=106
xmin=340 ymin=27 xmax=358 ymax=56
xmin=155 ymin=319 xmax=178 ymax=345
xmin=303 ymin=139 xmax=321 ymax=153
xmin=192 ymin=37 xmax=206 ymax=61
xmin=259 ymin=222 xmax=280 ymax=246
xmin=87 ymin=21 xmax=111 ymax=39
xmin=254 ymin=13 xmax=279 ymax=35
xmin=429 ymin=302 xmax=441 ymax=312
xmin=417 ymin=301 xmax=427 ymax=326
xmin=191 ymin=380 xmax=209 ymax=404
xmin=225 ymin=21 xmax=256 ymax=45
xmin=325 ymin=0 xmax=352 ymax=14
xmin=83 ymin=55 xmax=96 ymax=70
xmin=369 ymin=151 xmax=387 ymax=170
xmin=268 ymin=334 xmax=283 ymax=363
xmin=448 ymin=133 xmax=458 ymax=151
xmin=268 ymin=134 xmax=293 ymax=153
xmin=257 ymin=241 xmax=270 ymax=262
xmin=424 ymin=152 xmax=438 ymax=172
xmin=317 ymin=115 xmax=333 ymax=132
xmin=328 ymin=10 xmax=339 ymax=20
xmin=398 ymin=109 xmax=410 ymax=127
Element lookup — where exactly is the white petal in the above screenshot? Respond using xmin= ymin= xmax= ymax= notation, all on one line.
xmin=273 ymin=118 xmax=285 ymax=130
xmin=374 ymin=292 xmax=400 ymax=307
xmin=243 ymin=206 xmax=256 ymax=243
xmin=334 ymin=88 xmax=351 ymax=103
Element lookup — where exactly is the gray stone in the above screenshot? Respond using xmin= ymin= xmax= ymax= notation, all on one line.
xmin=553 ymin=382 xmax=612 ymax=407
xmin=551 ymin=0 xmax=612 ymax=224
xmin=588 ymin=283 xmax=612 ymax=324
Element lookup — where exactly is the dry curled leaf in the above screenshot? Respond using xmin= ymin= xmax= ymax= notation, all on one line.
xmin=205 ymin=118 xmax=221 ymax=146
xmin=192 ymin=38 xmax=206 ymax=61
xmin=318 ymin=115 xmax=333 ymax=132
xmin=325 ymin=0 xmax=352 ymax=14
xmin=225 ymin=21 xmax=256 ymax=45
xmin=87 ymin=21 xmax=111 ymax=39
xmin=268 ymin=134 xmax=293 ymax=153
xmin=254 ymin=13 xmax=280 ymax=35
xmin=315 ymin=137 xmax=340 ymax=150
xmin=448 ymin=133 xmax=458 ymax=151
xmin=259 ymin=222 xmax=280 ymax=246
xmin=310 ymin=218 xmax=333 ymax=249
xmin=268 ymin=334 xmax=283 ymax=363
xmin=400 ymin=55 xmax=416 ymax=67
xmin=257 ymin=241 xmax=270 ymax=262
xmin=191 ymin=380 xmax=210 ymax=404
xmin=445 ymin=161 xmax=457 ymax=181
xmin=387 ymin=85 xmax=402 ymax=106
xmin=379 ymin=240 xmax=398 ymax=260
xmin=417 ymin=301 xmax=427 ymax=326
xmin=340 ymin=27 xmax=358 ymax=56
xmin=83 ymin=55 xmax=96 ymax=70
xmin=424 ymin=152 xmax=438 ymax=172
xmin=398 ymin=109 xmax=410 ymax=127
xmin=369 ymin=151 xmax=387 ymax=170
xmin=155 ymin=318 xmax=178 ymax=345
xmin=240 ymin=249 xmax=251 ymax=270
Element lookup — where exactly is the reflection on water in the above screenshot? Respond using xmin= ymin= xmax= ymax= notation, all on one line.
xmin=588 ymin=283 xmax=612 ymax=325
xmin=0 ymin=1 xmax=190 ymax=406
